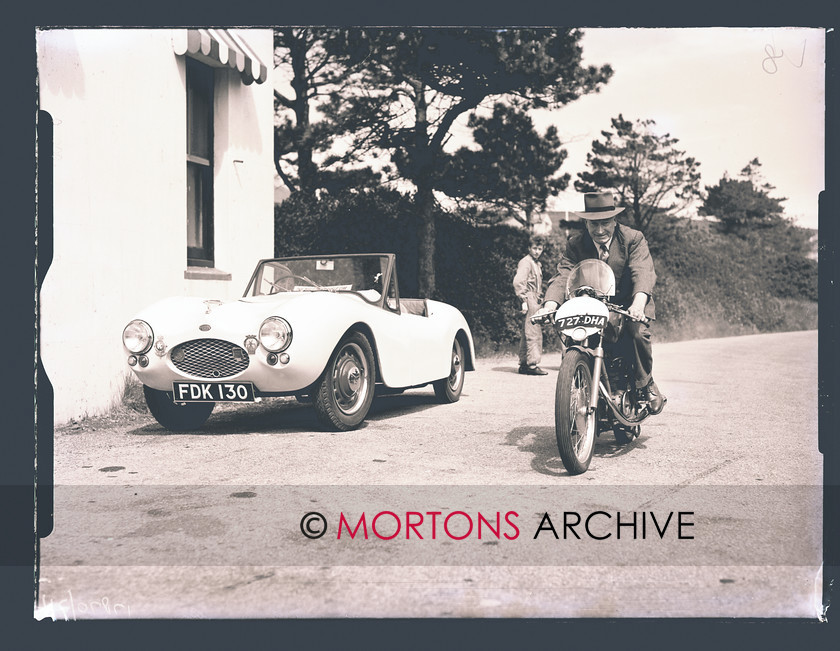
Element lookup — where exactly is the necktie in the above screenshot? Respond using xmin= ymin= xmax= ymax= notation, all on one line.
xmin=599 ymin=244 xmax=609 ymax=262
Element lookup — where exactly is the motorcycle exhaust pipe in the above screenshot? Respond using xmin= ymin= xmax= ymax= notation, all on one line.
xmin=598 ymin=381 xmax=649 ymax=427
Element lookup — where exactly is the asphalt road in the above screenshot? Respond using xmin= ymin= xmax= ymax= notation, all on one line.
xmin=36 ymin=330 xmax=822 ymax=619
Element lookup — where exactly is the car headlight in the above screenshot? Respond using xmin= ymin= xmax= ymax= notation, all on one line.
xmin=258 ymin=316 xmax=292 ymax=352
xmin=123 ymin=320 xmax=154 ymax=354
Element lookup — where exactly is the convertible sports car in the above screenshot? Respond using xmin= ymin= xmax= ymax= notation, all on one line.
xmin=122 ymin=253 xmax=475 ymax=431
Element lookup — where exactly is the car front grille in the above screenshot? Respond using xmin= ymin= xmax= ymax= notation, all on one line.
xmin=170 ymin=339 xmax=250 ymax=379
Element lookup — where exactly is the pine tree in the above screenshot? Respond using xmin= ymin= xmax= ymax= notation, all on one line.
xmin=325 ymin=28 xmax=612 ymax=297
xmin=439 ymin=103 xmax=570 ymax=226
xmin=701 ymin=158 xmax=787 ymax=233
xmin=576 ymin=114 xmax=702 ymax=231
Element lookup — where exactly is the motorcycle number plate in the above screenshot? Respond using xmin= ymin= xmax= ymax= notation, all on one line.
xmin=556 ymin=314 xmax=607 ymax=329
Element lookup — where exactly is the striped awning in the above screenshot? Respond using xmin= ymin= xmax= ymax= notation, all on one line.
xmin=172 ymin=28 xmax=268 ymax=85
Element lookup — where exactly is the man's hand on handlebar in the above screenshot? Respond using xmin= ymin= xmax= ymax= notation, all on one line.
xmin=530 ymin=301 xmax=559 ymax=325
xmin=627 ymin=292 xmax=648 ymax=322
xmin=533 ymin=300 xmax=559 ymax=319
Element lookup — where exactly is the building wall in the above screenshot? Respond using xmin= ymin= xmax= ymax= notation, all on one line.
xmin=37 ymin=28 xmax=275 ymax=424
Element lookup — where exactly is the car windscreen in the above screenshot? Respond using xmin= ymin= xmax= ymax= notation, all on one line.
xmin=250 ymin=256 xmax=390 ymax=302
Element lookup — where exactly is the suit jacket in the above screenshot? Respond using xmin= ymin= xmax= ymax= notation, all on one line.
xmin=544 ymin=223 xmax=657 ymax=318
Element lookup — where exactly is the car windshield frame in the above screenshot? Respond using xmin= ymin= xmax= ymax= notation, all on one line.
xmin=243 ymin=254 xmax=398 ymax=309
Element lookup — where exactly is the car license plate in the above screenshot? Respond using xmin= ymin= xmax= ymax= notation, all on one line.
xmin=555 ymin=314 xmax=607 ymax=329
xmin=172 ymin=381 xmax=255 ymax=402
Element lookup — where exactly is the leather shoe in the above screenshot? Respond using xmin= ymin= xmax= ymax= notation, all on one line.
xmin=645 ymin=380 xmax=666 ymax=414
xmin=519 ymin=365 xmax=548 ymax=376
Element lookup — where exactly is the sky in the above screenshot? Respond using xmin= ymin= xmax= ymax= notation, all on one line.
xmin=533 ymin=28 xmax=826 ymax=229
xmin=276 ymin=27 xmax=826 ymax=230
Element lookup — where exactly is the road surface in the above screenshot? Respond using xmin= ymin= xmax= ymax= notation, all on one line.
xmin=36 ymin=330 xmax=822 ymax=619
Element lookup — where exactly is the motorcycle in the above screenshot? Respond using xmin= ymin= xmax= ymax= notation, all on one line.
xmin=531 ymin=259 xmax=656 ymax=475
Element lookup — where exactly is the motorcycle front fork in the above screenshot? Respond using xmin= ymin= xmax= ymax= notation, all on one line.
xmin=588 ymin=334 xmax=605 ymax=414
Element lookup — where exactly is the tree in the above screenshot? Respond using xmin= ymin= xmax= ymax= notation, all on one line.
xmin=575 ymin=114 xmax=702 ymax=231
xmin=439 ymin=103 xmax=570 ymax=227
xmin=273 ymin=28 xmax=381 ymax=196
xmin=326 ymin=28 xmax=612 ymax=298
xmin=701 ymin=158 xmax=787 ymax=234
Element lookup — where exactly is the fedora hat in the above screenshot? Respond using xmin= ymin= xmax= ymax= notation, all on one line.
xmin=572 ymin=191 xmax=626 ymax=220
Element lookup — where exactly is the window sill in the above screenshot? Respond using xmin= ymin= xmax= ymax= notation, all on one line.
xmin=184 ymin=267 xmax=232 ymax=281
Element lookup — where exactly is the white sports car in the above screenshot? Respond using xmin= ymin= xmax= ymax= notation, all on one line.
xmin=122 ymin=253 xmax=475 ymax=431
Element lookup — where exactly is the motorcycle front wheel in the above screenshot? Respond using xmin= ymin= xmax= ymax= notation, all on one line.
xmin=555 ymin=349 xmax=597 ymax=475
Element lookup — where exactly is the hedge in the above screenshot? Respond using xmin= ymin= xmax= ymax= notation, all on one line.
xmin=276 ymin=189 xmax=818 ymax=351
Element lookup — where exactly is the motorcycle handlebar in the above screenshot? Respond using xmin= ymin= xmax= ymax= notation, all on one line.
xmin=530 ymin=303 xmax=652 ymax=326
xmin=529 ymin=312 xmax=555 ymax=325
xmin=604 ymin=302 xmax=653 ymax=325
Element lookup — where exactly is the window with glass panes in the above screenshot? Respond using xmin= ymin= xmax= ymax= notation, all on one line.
xmin=186 ymin=58 xmax=214 ymax=267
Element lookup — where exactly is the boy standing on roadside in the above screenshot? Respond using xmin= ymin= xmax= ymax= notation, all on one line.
xmin=514 ymin=234 xmax=548 ymax=375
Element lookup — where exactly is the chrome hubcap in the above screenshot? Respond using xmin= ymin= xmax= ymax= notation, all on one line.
xmin=332 ymin=343 xmax=368 ymax=415
xmin=448 ymin=346 xmax=463 ymax=389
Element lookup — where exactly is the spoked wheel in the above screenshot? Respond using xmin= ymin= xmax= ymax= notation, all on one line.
xmin=433 ymin=337 xmax=465 ymax=403
xmin=555 ymin=349 xmax=597 ymax=475
xmin=143 ymin=385 xmax=214 ymax=432
xmin=314 ymin=332 xmax=376 ymax=431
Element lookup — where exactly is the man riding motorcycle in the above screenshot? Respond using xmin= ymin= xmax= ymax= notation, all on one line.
xmin=535 ymin=191 xmax=666 ymax=414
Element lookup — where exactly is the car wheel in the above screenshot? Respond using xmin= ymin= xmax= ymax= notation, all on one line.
xmin=143 ymin=385 xmax=214 ymax=432
xmin=433 ymin=337 xmax=465 ymax=403
xmin=314 ymin=332 xmax=376 ymax=431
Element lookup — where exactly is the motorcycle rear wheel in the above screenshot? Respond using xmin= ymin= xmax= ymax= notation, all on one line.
xmin=555 ymin=349 xmax=597 ymax=475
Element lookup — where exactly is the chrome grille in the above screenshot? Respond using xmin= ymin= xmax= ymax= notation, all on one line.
xmin=170 ymin=339 xmax=249 ymax=378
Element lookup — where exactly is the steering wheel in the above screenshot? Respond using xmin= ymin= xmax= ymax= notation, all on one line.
xmin=264 ymin=274 xmax=317 ymax=294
